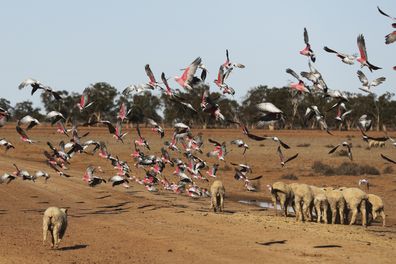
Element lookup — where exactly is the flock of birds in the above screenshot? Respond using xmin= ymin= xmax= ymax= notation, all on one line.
xmin=0 ymin=6 xmax=395 ymax=200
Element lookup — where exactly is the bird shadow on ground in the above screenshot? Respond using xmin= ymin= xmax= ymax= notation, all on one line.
xmin=313 ymin=245 xmax=342 ymax=248
xmin=58 ymin=244 xmax=88 ymax=251
xmin=256 ymin=240 xmax=287 ymax=246
xmin=95 ymin=194 xmax=111 ymax=200
xmin=20 ymin=208 xmax=45 ymax=214
xmin=97 ymin=201 xmax=130 ymax=209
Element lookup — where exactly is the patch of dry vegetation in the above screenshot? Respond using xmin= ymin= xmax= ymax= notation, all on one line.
xmin=312 ymin=161 xmax=380 ymax=176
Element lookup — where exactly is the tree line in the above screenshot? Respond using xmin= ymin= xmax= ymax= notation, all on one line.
xmin=1 ymin=82 xmax=395 ymax=131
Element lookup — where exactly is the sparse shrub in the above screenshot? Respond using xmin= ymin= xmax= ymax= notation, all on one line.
xmin=383 ymin=166 xmax=394 ymax=174
xmin=325 ymin=144 xmax=335 ymax=148
xmin=281 ymin=173 xmax=298 ymax=180
xmin=312 ymin=161 xmax=335 ymax=176
xmin=259 ymin=144 xmax=265 ymax=147
xmin=297 ymin=143 xmax=310 ymax=148
xmin=336 ymin=162 xmax=361 ymax=175
xmin=359 ymin=165 xmax=380 ymax=175
xmin=312 ymin=161 xmax=380 ymax=176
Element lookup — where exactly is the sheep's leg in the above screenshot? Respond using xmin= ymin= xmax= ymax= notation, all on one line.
xmin=302 ymin=201 xmax=311 ymax=222
xmin=294 ymin=198 xmax=302 ymax=221
xmin=349 ymin=207 xmax=358 ymax=225
xmin=42 ymin=219 xmax=49 ymax=245
xmin=49 ymin=228 xmax=55 ymax=248
xmin=282 ymin=200 xmax=288 ymax=218
xmin=210 ymin=195 xmax=216 ymax=212
xmin=315 ymin=203 xmax=321 ymax=223
xmin=323 ymin=204 xmax=328 ymax=224
xmin=53 ymin=225 xmax=60 ymax=248
xmin=339 ymin=206 xmax=345 ymax=225
xmin=219 ymin=194 xmax=224 ymax=213
xmin=360 ymin=200 xmax=367 ymax=227
xmin=380 ymin=210 xmax=386 ymax=227
xmin=272 ymin=196 xmax=278 ymax=216
xmin=330 ymin=205 xmax=337 ymax=224
xmin=372 ymin=211 xmax=378 ymax=221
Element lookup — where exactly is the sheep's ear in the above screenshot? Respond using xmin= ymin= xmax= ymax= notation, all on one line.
xmin=61 ymin=208 xmax=68 ymax=214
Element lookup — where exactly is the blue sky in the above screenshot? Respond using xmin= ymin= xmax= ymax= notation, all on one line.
xmin=1 ymin=0 xmax=395 ymax=109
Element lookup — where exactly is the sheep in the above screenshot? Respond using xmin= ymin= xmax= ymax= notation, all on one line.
xmin=210 ymin=180 xmax=225 ymax=213
xmin=289 ymin=183 xmax=313 ymax=222
xmin=341 ymin=187 xmax=367 ymax=226
xmin=368 ymin=140 xmax=385 ymax=149
xmin=322 ymin=187 xmax=346 ymax=224
xmin=43 ymin=206 xmax=68 ymax=249
xmin=367 ymin=194 xmax=386 ymax=227
xmin=268 ymin=181 xmax=294 ymax=217
xmin=313 ymin=193 xmax=329 ymax=224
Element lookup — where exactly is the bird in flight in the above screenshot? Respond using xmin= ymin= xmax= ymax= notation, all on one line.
xmin=377 ymin=6 xmax=396 ymax=44
xmin=299 ymin=28 xmax=316 ymax=62
xmin=323 ymin=46 xmax=357 ymax=65
xmin=18 ymin=78 xmax=62 ymax=101
xmin=357 ymin=34 xmax=381 ymax=72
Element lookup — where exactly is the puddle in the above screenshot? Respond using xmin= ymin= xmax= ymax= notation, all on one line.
xmin=239 ymin=200 xmax=294 ymax=214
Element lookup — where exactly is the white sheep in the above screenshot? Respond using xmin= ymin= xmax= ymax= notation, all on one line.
xmin=210 ymin=180 xmax=225 ymax=213
xmin=43 ymin=206 xmax=68 ymax=249
xmin=367 ymin=194 xmax=386 ymax=227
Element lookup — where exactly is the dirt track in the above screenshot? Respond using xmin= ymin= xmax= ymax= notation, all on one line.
xmin=0 ymin=126 xmax=395 ymax=263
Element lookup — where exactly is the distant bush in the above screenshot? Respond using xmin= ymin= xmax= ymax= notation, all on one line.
xmin=335 ymin=162 xmax=361 ymax=175
xmin=297 ymin=143 xmax=310 ymax=148
xmin=383 ymin=166 xmax=394 ymax=174
xmin=281 ymin=173 xmax=298 ymax=180
xmin=312 ymin=161 xmax=380 ymax=176
xmin=325 ymin=144 xmax=335 ymax=148
xmin=312 ymin=161 xmax=335 ymax=176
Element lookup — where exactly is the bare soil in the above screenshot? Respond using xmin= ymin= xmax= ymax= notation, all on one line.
xmin=0 ymin=126 xmax=395 ymax=263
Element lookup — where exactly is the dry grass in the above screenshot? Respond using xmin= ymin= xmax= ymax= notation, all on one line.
xmin=312 ymin=161 xmax=380 ymax=176
xmin=280 ymin=173 xmax=298 ymax=180
xmin=296 ymin=143 xmax=310 ymax=148
xmin=383 ymin=166 xmax=394 ymax=174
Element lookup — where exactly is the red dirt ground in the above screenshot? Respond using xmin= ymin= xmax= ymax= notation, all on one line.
xmin=0 ymin=126 xmax=395 ymax=263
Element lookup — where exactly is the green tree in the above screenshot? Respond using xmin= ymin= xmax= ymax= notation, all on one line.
xmin=128 ymin=92 xmax=162 ymax=125
xmin=13 ymin=101 xmax=43 ymax=120
xmin=41 ymin=90 xmax=81 ymax=124
xmin=87 ymin=82 xmax=118 ymax=121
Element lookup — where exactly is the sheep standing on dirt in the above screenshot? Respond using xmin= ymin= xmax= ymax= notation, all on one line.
xmin=368 ymin=140 xmax=385 ymax=149
xmin=322 ymin=187 xmax=346 ymax=224
xmin=313 ymin=193 xmax=329 ymax=224
xmin=289 ymin=183 xmax=313 ymax=222
xmin=43 ymin=207 xmax=68 ymax=249
xmin=367 ymin=194 xmax=385 ymax=227
xmin=341 ymin=187 xmax=367 ymax=226
xmin=310 ymin=186 xmax=329 ymax=223
xmin=210 ymin=180 xmax=225 ymax=213
xmin=268 ymin=181 xmax=294 ymax=217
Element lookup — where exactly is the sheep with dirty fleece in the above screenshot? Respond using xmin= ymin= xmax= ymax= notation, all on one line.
xmin=210 ymin=180 xmax=225 ymax=213
xmin=43 ymin=206 xmax=68 ymax=249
